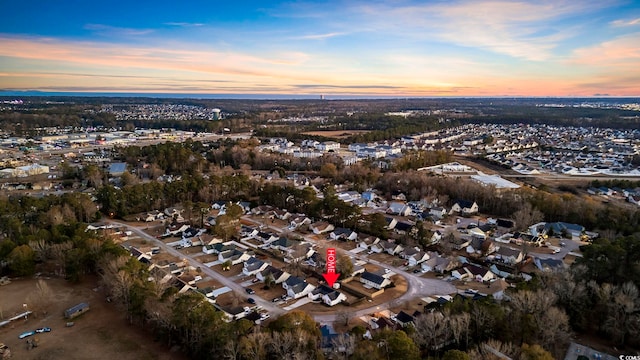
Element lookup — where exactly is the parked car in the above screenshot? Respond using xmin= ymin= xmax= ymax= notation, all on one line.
xmin=245 ymin=288 xmax=255 ymax=294
xmin=271 ymin=297 xmax=281 ymax=303
xmin=35 ymin=327 xmax=51 ymax=333
xmin=247 ymin=298 xmax=256 ymax=304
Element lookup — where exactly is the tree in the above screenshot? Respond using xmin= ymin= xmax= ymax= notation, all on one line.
xmin=520 ymin=344 xmax=554 ymax=360
xmin=320 ymin=163 xmax=338 ymax=179
xmin=8 ymin=244 xmax=35 ymax=276
xmin=443 ymin=349 xmax=470 ymax=360
xmin=336 ymin=255 xmax=354 ymax=279
xmin=376 ymin=329 xmax=420 ymax=360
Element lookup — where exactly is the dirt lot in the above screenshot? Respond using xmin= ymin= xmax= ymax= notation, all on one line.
xmin=0 ymin=277 xmax=186 ymax=360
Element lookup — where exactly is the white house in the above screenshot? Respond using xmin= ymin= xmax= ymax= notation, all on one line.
xmin=450 ymin=200 xmax=479 ymax=215
xmin=387 ymin=202 xmax=412 ymax=216
xmin=283 ymin=276 xmax=315 ymax=299
xmin=330 ymin=228 xmax=358 ymax=241
xmin=256 ymin=265 xmax=290 ymax=284
xmin=242 ymin=257 xmax=270 ymax=276
xmin=309 ymin=285 xmax=347 ymax=306
xmin=360 ymin=271 xmax=391 ymax=290
xmin=310 ymin=221 xmax=335 ymax=235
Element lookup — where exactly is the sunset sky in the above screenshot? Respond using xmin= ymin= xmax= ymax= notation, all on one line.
xmin=1 ymin=0 xmax=639 ymax=97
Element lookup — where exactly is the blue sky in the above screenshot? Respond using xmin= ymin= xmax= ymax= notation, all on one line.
xmin=1 ymin=0 xmax=640 ymax=96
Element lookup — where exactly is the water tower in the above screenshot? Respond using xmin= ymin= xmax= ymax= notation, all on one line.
xmin=212 ymin=108 xmax=221 ymax=120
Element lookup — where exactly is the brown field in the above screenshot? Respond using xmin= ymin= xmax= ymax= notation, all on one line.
xmin=302 ymin=130 xmax=371 ymax=139
xmin=0 ymin=276 xmax=186 ymax=360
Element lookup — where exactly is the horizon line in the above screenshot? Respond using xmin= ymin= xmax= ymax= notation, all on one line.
xmin=1 ymin=90 xmax=639 ymax=101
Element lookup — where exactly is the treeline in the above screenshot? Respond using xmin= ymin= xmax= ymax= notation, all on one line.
xmin=96 ymin=173 xmax=257 ymax=218
xmin=0 ymin=193 xmax=125 ymax=281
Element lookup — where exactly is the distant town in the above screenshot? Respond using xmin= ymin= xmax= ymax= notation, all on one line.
xmin=0 ymin=96 xmax=639 ymax=360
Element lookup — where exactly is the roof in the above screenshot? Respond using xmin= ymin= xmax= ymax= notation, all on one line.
xmin=108 ymin=162 xmax=127 ymax=175
xmin=453 ymin=199 xmax=475 ymax=209
xmin=496 ymin=246 xmax=521 ymax=258
xmin=395 ymin=311 xmax=415 ymax=324
xmin=65 ymin=302 xmax=89 ymax=315
xmin=361 ymin=271 xmax=387 ymax=285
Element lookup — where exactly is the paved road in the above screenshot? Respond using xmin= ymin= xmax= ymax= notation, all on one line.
xmin=105 ymin=220 xmax=286 ymax=317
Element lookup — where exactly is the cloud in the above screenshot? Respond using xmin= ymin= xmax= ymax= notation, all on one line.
xmin=291 ymin=32 xmax=346 ymax=40
xmin=610 ymin=18 xmax=640 ymax=27
xmin=570 ymin=33 xmax=640 ymax=67
xmin=84 ymin=24 xmax=154 ymax=37
xmin=164 ymin=22 xmax=205 ymax=27
xmin=285 ymin=0 xmax=612 ymax=61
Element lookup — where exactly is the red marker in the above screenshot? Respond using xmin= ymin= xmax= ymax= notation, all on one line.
xmin=322 ymin=248 xmax=340 ymax=288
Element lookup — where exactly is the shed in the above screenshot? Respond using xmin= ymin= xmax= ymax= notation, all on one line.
xmin=64 ymin=302 xmax=90 ymax=319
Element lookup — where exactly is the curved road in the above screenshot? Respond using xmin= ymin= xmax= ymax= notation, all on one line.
xmin=107 ymin=220 xmax=456 ymax=324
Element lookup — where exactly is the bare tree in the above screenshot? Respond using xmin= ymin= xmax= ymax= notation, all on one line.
xmin=26 ymin=279 xmax=53 ymax=317
xmin=604 ymin=282 xmax=640 ymax=346
xmin=331 ymin=334 xmax=356 ymax=360
xmin=240 ymin=329 xmax=269 ymax=360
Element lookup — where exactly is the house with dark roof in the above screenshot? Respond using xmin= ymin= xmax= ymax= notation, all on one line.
xmin=394 ymin=221 xmax=415 ymax=235
xmin=495 ymin=246 xmax=524 ymax=264
xmin=256 ymin=265 xmax=290 ymax=284
xmin=360 ymin=271 xmax=391 ymax=289
xmin=379 ymin=240 xmax=404 ymax=255
xmin=330 ymin=228 xmax=358 ymax=241
xmin=309 ymin=285 xmax=347 ymax=306
xmin=283 ymin=276 xmax=315 ymax=299
xmin=394 ymin=311 xmax=415 ymax=327
xmin=242 ymin=256 xmax=269 ymax=276
xmin=450 ymin=199 xmax=479 ymax=215
xmin=534 ymin=257 xmax=566 ymax=272
xmin=218 ymin=249 xmax=252 ymax=265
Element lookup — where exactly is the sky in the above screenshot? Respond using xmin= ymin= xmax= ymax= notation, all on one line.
xmin=1 ymin=0 xmax=640 ymax=97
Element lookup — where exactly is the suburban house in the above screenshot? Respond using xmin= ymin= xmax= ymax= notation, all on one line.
xmin=533 ymin=257 xmax=566 ymax=272
xmin=288 ymin=215 xmax=312 ymax=230
xmin=408 ymin=251 xmax=430 ymax=266
xmin=400 ymin=247 xmax=421 ymax=260
xmin=421 ymin=256 xmax=458 ymax=273
xmin=309 ymin=285 xmax=347 ymax=306
xmin=450 ymin=236 xmax=472 ymax=250
xmin=429 ymin=206 xmax=447 ymax=218
xmin=242 ymin=256 xmax=270 ymax=276
xmin=385 ymin=217 xmax=398 ymax=230
xmin=202 ymin=242 xmax=235 ymax=255
xmin=282 ymin=276 xmax=316 ymax=299
xmin=461 ymin=264 xmax=496 ymax=282
xmin=450 ymin=200 xmax=479 ymax=216
xmin=310 ymin=221 xmax=335 ymax=235
xmin=379 ymin=240 xmax=404 ymax=255
xmin=273 ymin=209 xmax=292 ymax=220
xmin=387 ymin=202 xmax=413 ymax=216
xmin=218 ymin=249 xmax=252 ymax=265
xmin=330 ymin=228 xmax=358 ymax=241
xmin=394 ymin=221 xmax=415 ymax=235
xmin=495 ymin=246 xmax=524 ymax=265
xmin=543 ymin=222 xmax=585 ymax=239
xmin=358 ymin=236 xmax=380 ymax=249
xmin=360 ymin=271 xmax=391 ymax=289
xmin=256 ymin=265 xmax=290 ymax=284
xmin=255 ymin=231 xmax=279 ymax=244
xmin=394 ymin=311 xmax=415 ymax=327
